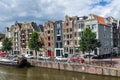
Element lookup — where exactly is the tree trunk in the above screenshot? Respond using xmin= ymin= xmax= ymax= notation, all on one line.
xmin=35 ymin=50 xmax=37 ymax=59
xmin=5 ymin=50 xmax=7 ymax=54
xmin=89 ymin=52 xmax=90 ymax=64
xmin=83 ymin=51 xmax=85 ymax=54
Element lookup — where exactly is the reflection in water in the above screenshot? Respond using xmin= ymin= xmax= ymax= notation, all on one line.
xmin=0 ymin=65 xmax=119 ymax=80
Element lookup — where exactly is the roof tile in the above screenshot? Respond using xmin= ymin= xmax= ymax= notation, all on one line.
xmin=93 ymin=15 xmax=106 ymax=25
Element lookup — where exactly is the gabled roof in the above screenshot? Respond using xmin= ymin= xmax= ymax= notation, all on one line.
xmin=93 ymin=14 xmax=106 ymax=25
xmin=31 ymin=22 xmax=43 ymax=32
xmin=92 ymin=14 xmax=112 ymax=26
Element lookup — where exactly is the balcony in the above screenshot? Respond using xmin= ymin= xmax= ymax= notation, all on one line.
xmin=21 ymin=38 xmax=25 ymax=40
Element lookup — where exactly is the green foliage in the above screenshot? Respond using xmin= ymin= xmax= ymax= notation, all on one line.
xmin=2 ymin=37 xmax=12 ymax=52
xmin=79 ymin=28 xmax=101 ymax=53
xmin=28 ymin=31 xmax=43 ymax=51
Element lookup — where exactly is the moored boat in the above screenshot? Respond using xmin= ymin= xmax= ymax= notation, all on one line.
xmin=0 ymin=58 xmax=31 ymax=68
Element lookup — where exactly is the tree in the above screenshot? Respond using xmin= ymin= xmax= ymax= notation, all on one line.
xmin=28 ymin=31 xmax=43 ymax=58
xmin=79 ymin=28 xmax=101 ymax=63
xmin=2 ymin=37 xmax=12 ymax=53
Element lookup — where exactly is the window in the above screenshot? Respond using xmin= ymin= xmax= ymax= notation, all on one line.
xmin=64 ymin=41 xmax=66 ymax=45
xmin=67 ymin=29 xmax=69 ymax=33
xmin=14 ymin=32 xmax=18 ymax=36
xmin=60 ymin=42 xmax=62 ymax=48
xmin=57 ymin=23 xmax=60 ymax=29
xmin=56 ymin=42 xmax=58 ymax=48
xmin=15 ymin=47 xmax=18 ymax=50
xmin=75 ymin=40 xmax=77 ymax=45
xmin=70 ymin=41 xmax=73 ymax=45
xmin=70 ymin=34 xmax=72 ymax=38
xmin=57 ymin=29 xmax=61 ymax=34
xmin=111 ymin=41 xmax=113 ymax=46
xmin=15 ymin=38 xmax=18 ymax=42
xmin=48 ymin=30 xmax=50 ymax=34
xmin=67 ymin=35 xmax=69 ymax=39
xmin=57 ymin=36 xmax=61 ymax=41
xmin=111 ymin=27 xmax=113 ymax=32
xmin=67 ymin=41 xmax=69 ymax=45
xmin=74 ymin=32 xmax=77 ymax=37
xmin=79 ymin=32 xmax=82 ymax=36
xmin=64 ymin=35 xmax=66 ymax=39
xmin=104 ymin=34 xmax=106 ymax=38
xmin=110 ymin=33 xmax=113 ymax=38
xmin=70 ymin=48 xmax=73 ymax=54
xmin=48 ymin=36 xmax=50 ymax=40
xmin=75 ymin=48 xmax=79 ymax=52
xmin=104 ymin=26 xmax=106 ymax=31
xmin=64 ymin=47 xmax=67 ymax=52
xmin=48 ymin=42 xmax=51 ymax=46
xmin=92 ymin=24 xmax=96 ymax=30
xmin=70 ymin=28 xmax=72 ymax=32
xmin=66 ymin=48 xmax=68 ymax=52
xmin=28 ymin=29 xmax=33 ymax=33
xmin=79 ymin=23 xmax=84 ymax=29
xmin=51 ymin=30 xmax=53 ymax=33
xmin=66 ymin=22 xmax=69 ymax=26
xmin=86 ymin=25 xmax=90 ymax=28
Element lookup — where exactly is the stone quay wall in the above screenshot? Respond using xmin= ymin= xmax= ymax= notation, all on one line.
xmin=29 ymin=60 xmax=120 ymax=77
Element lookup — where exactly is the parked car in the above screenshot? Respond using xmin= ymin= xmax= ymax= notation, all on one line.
xmin=69 ymin=56 xmax=84 ymax=63
xmin=55 ymin=56 xmax=68 ymax=62
xmin=84 ymin=54 xmax=94 ymax=59
xmin=69 ymin=56 xmax=79 ymax=62
xmin=38 ymin=56 xmax=50 ymax=60
xmin=0 ymin=52 xmax=6 ymax=57
xmin=25 ymin=54 xmax=34 ymax=59
xmin=91 ymin=55 xmax=103 ymax=59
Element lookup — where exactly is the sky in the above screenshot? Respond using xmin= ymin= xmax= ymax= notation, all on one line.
xmin=0 ymin=0 xmax=120 ymax=32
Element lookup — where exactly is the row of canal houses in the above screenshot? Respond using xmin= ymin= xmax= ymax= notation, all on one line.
xmin=5 ymin=14 xmax=120 ymax=58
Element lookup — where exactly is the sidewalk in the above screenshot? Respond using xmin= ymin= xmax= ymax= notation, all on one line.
xmin=85 ymin=58 xmax=120 ymax=68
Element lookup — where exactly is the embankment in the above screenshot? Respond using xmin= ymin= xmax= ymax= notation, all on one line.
xmin=29 ymin=60 xmax=120 ymax=77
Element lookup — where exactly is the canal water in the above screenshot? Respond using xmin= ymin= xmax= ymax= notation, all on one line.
xmin=0 ymin=65 xmax=119 ymax=80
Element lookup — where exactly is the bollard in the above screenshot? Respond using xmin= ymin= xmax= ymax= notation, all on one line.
xmin=58 ymin=63 xmax=60 ymax=70
xmin=116 ymin=69 xmax=118 ymax=77
xmin=102 ymin=68 xmax=104 ymax=75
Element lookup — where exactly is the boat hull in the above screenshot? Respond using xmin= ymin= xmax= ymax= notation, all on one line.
xmin=0 ymin=58 xmax=32 ymax=68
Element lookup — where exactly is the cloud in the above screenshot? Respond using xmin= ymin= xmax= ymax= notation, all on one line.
xmin=0 ymin=0 xmax=120 ymax=32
